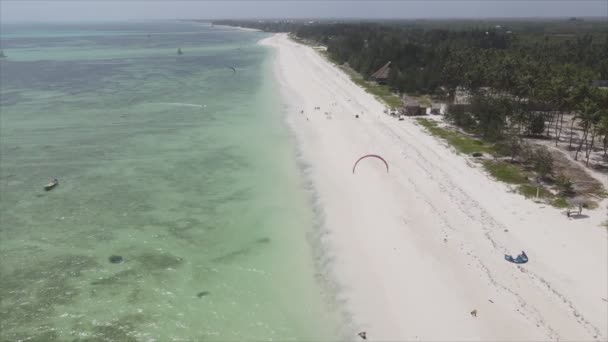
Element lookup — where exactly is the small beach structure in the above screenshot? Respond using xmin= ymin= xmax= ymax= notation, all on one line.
xmin=370 ymin=61 xmax=391 ymax=84
xmin=427 ymin=103 xmax=446 ymax=115
xmin=400 ymin=95 xmax=426 ymax=116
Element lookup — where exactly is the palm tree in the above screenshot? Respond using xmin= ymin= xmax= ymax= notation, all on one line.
xmin=574 ymin=98 xmax=600 ymax=162
xmin=598 ymin=115 xmax=608 ymax=157
xmin=545 ymin=76 xmax=569 ymax=145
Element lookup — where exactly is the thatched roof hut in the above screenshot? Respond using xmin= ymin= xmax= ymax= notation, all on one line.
xmin=400 ymin=95 xmax=426 ymax=116
xmin=370 ymin=61 xmax=391 ymax=84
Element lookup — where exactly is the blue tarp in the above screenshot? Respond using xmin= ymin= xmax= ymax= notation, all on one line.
xmin=505 ymin=251 xmax=528 ymax=264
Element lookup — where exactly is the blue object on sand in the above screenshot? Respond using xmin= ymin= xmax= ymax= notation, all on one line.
xmin=505 ymin=251 xmax=528 ymax=264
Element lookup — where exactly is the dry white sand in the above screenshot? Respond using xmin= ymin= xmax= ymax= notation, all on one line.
xmin=261 ymin=33 xmax=608 ymax=341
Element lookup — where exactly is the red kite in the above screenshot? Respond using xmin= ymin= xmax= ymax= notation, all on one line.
xmin=352 ymin=154 xmax=389 ymax=174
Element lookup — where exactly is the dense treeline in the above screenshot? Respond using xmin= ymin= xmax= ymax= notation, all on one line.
xmin=213 ymin=19 xmax=608 ymax=166
xmin=213 ymin=19 xmax=608 ymax=93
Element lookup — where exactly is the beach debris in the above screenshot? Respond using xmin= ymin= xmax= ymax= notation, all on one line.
xmin=358 ymin=331 xmax=367 ymax=340
xmin=109 ymin=255 xmax=124 ymax=264
xmin=505 ymin=251 xmax=528 ymax=264
xmin=504 ymin=229 xmax=509 ymax=232
xmin=197 ymin=291 xmax=210 ymax=298
xmin=355 ymin=114 xmax=359 ymax=118
xmin=44 ymin=178 xmax=59 ymax=191
xmin=601 ymin=298 xmax=607 ymax=303
xmin=488 ymin=299 xmax=494 ymax=303
xmin=472 ymin=152 xmax=483 ymax=158
xmin=352 ymin=154 xmax=389 ymax=174
xmin=470 ymin=309 xmax=477 ymax=317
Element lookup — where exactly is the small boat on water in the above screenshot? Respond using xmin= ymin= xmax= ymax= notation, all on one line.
xmin=44 ymin=178 xmax=59 ymax=191
xmin=177 ymin=48 xmax=183 ymax=55
xmin=0 ymin=50 xmax=6 ymax=58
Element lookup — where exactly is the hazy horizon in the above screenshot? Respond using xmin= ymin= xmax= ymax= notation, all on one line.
xmin=1 ymin=1 xmax=607 ymax=23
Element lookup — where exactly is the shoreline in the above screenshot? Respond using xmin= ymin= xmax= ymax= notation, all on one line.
xmin=211 ymin=24 xmax=262 ymax=32
xmin=260 ymin=33 xmax=607 ymax=340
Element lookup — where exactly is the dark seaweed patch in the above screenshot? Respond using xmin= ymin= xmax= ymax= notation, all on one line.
xmin=79 ymin=314 xmax=146 ymax=342
xmin=91 ymin=269 xmax=139 ymax=286
xmin=0 ymin=255 xmax=98 ymax=340
xmin=108 ymin=255 xmax=124 ymax=264
xmin=211 ymin=246 xmax=252 ymax=263
xmin=135 ymin=251 xmax=183 ymax=271
xmin=197 ymin=291 xmax=210 ymax=298
xmin=256 ymin=237 xmax=271 ymax=244
xmin=9 ymin=328 xmax=59 ymax=342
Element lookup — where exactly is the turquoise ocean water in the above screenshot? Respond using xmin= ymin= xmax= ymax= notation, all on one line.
xmin=0 ymin=21 xmax=341 ymax=341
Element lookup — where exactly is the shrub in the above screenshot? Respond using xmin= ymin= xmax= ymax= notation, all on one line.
xmin=446 ymin=104 xmax=476 ymax=129
xmin=552 ymin=197 xmax=570 ymax=208
xmin=494 ymin=135 xmax=523 ymax=161
xmin=533 ymin=147 xmax=554 ymax=179
xmin=555 ymin=174 xmax=575 ymax=196
xmin=483 ymin=161 xmax=527 ymax=184
xmin=528 ymin=114 xmax=546 ymax=135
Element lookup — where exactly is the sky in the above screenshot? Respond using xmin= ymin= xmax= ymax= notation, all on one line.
xmin=1 ymin=0 xmax=607 ymax=23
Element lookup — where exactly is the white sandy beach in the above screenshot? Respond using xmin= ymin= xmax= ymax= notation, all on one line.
xmin=261 ymin=33 xmax=608 ymax=341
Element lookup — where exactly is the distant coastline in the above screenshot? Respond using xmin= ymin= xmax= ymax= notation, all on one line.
xmin=185 ymin=20 xmax=263 ymax=32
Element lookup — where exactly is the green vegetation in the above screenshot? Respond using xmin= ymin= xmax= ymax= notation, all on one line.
xmin=416 ymin=118 xmax=578 ymax=208
xmin=219 ymin=18 xmax=608 ymax=165
xmin=518 ymin=184 xmax=552 ymax=199
xmin=483 ymin=161 xmax=527 ymax=184
xmin=416 ymin=119 xmax=493 ymax=155
xmin=339 ymin=65 xmax=402 ymax=108
xmin=551 ymin=197 xmax=570 ymax=208
xmin=218 ymin=19 xmax=607 ymax=209
xmin=290 ymin=33 xmax=401 ymax=108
